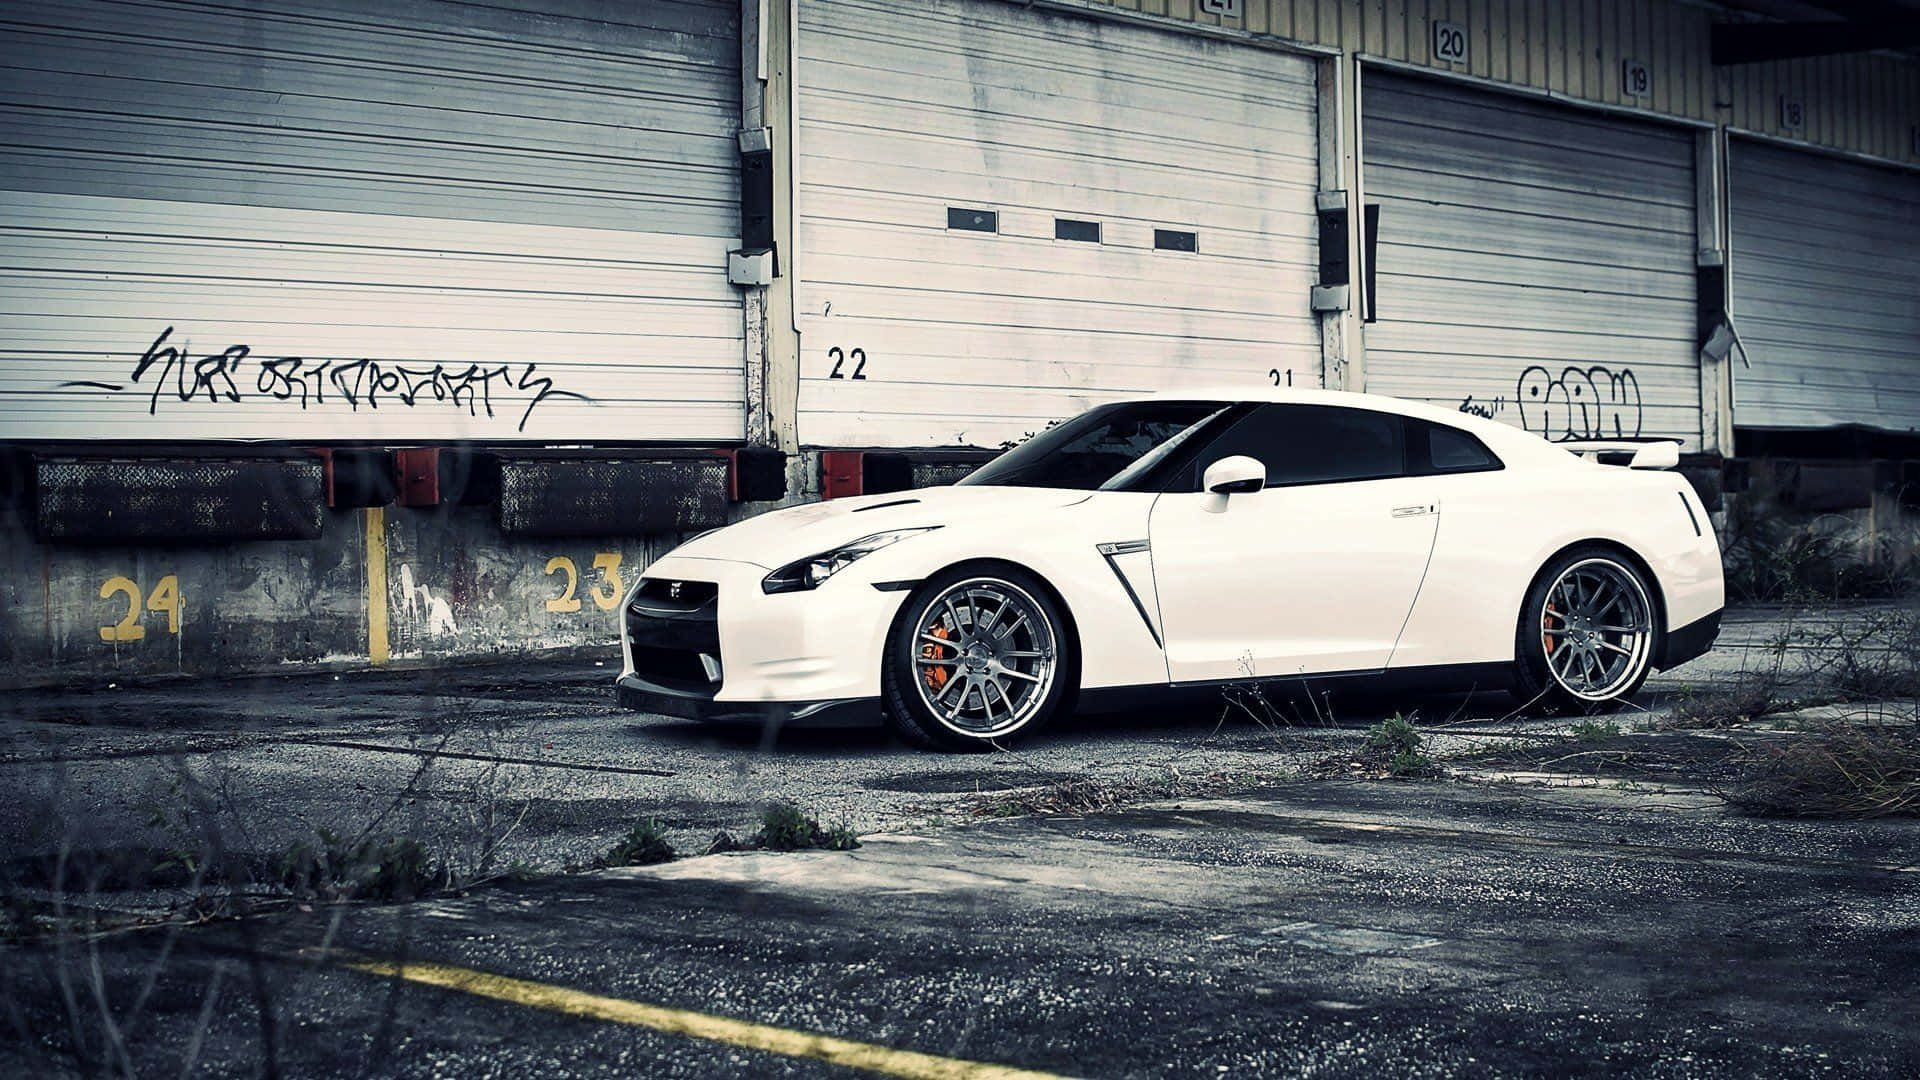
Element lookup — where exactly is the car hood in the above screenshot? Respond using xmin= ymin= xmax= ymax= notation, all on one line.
xmin=666 ymin=486 xmax=1094 ymax=569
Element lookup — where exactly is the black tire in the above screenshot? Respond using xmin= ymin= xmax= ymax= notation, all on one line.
xmin=1512 ymin=545 xmax=1662 ymax=716
xmin=880 ymin=563 xmax=1076 ymax=752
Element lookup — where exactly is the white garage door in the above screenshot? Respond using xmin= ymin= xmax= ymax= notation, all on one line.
xmin=0 ymin=0 xmax=743 ymax=442
xmin=1362 ymin=72 xmax=1702 ymax=448
xmin=1730 ymin=140 xmax=1920 ymax=433
xmin=795 ymin=0 xmax=1321 ymax=449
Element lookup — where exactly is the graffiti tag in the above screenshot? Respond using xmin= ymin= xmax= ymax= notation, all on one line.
xmin=1516 ymin=365 xmax=1643 ymax=441
xmin=1460 ymin=365 xmax=1644 ymax=442
xmin=60 ymin=326 xmax=589 ymax=432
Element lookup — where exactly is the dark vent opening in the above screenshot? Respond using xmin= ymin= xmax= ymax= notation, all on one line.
xmin=634 ymin=578 xmax=718 ymax=609
xmin=1154 ymin=229 xmax=1198 ymax=252
xmin=947 ymin=207 xmax=998 ymax=233
xmin=629 ymin=646 xmax=718 ymax=692
xmin=1054 ymin=218 xmax=1100 ymax=243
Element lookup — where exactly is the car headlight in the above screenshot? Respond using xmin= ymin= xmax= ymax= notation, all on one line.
xmin=761 ymin=527 xmax=941 ymax=594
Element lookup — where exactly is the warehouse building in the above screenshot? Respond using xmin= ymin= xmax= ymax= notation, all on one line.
xmin=1 ymin=0 xmax=1916 ymax=682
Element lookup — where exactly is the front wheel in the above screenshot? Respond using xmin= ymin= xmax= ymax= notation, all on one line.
xmin=1513 ymin=547 xmax=1660 ymax=715
xmin=880 ymin=566 xmax=1074 ymax=751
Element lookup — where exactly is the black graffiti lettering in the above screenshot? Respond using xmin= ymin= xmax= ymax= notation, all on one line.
xmin=192 ymin=345 xmax=247 ymax=405
xmin=1514 ymin=365 xmax=1643 ymax=442
xmin=76 ymin=327 xmax=591 ymax=429
xmin=129 ymin=325 xmax=183 ymax=416
xmin=514 ymin=363 xmax=588 ymax=433
xmin=1458 ymin=394 xmax=1503 ymax=419
xmin=257 ymin=356 xmax=309 ymax=406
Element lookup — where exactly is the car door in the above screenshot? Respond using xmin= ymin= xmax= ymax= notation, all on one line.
xmin=1146 ymin=403 xmax=1441 ymax=684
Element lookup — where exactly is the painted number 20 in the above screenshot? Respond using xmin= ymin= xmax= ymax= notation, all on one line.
xmin=99 ymin=574 xmax=182 ymax=642
xmin=827 ymin=346 xmax=867 ymax=380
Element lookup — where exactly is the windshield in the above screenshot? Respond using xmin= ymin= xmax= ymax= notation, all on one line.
xmin=959 ymin=401 xmax=1230 ymax=490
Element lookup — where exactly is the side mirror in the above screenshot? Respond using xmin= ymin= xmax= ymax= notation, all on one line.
xmin=1203 ymin=455 xmax=1265 ymax=495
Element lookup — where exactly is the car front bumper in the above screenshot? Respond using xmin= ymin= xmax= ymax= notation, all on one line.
xmin=615 ymin=673 xmax=879 ymax=726
xmin=615 ymin=553 xmax=903 ymax=724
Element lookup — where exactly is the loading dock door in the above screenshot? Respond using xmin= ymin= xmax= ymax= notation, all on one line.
xmin=1730 ymin=140 xmax=1920 ymax=433
xmin=1361 ymin=72 xmax=1702 ymax=447
xmin=795 ymin=0 xmax=1322 ymax=449
xmin=0 ymin=0 xmax=744 ymax=442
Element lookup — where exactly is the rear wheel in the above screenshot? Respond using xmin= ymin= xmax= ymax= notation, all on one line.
xmin=880 ymin=566 xmax=1073 ymax=751
xmin=1513 ymin=548 xmax=1659 ymax=714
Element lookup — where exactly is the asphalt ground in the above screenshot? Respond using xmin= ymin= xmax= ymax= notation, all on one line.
xmin=4 ymin=603 xmax=1917 ymax=1075
xmin=5 ymin=781 xmax=1917 ymax=1077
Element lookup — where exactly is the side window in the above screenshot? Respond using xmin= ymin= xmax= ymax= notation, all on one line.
xmin=1410 ymin=419 xmax=1503 ymax=475
xmin=1183 ymin=404 xmax=1407 ymax=490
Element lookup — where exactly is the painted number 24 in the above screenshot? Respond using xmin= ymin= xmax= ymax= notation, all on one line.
xmin=99 ymin=574 xmax=181 ymax=642
xmin=827 ymin=346 xmax=867 ymax=380
xmin=545 ymin=553 xmax=623 ymax=613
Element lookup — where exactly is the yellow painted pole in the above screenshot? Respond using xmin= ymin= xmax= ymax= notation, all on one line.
xmin=365 ymin=506 xmax=389 ymax=665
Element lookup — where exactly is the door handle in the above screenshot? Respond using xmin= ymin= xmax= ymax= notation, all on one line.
xmin=1391 ymin=505 xmax=1432 ymax=518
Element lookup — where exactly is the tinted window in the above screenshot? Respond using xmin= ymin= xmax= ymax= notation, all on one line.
xmin=1409 ymin=419 xmax=1502 ymax=475
xmin=960 ymin=401 xmax=1229 ymax=491
xmin=1185 ymin=404 xmax=1405 ymax=490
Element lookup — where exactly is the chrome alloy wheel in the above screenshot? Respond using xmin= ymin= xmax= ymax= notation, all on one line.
xmin=1539 ymin=558 xmax=1654 ymax=701
xmin=911 ymin=577 xmax=1058 ymax=738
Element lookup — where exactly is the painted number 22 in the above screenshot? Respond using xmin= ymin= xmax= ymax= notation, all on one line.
xmin=827 ymin=346 xmax=867 ymax=380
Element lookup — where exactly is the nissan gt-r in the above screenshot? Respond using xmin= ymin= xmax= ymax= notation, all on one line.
xmin=616 ymin=388 xmax=1724 ymax=750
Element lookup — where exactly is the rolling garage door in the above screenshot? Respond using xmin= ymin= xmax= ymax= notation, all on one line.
xmin=1362 ymin=72 xmax=1702 ymax=448
xmin=794 ymin=0 xmax=1321 ymax=449
xmin=0 ymin=0 xmax=743 ymax=442
xmin=1730 ymin=140 xmax=1920 ymax=433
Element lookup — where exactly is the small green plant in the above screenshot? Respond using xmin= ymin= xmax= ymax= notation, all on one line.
xmin=273 ymin=829 xmax=444 ymax=902
xmin=1669 ymin=676 xmax=1781 ymax=729
xmin=1570 ymin=718 xmax=1622 ymax=741
xmin=601 ymin=818 xmax=675 ymax=867
xmin=750 ymin=803 xmax=860 ymax=852
xmin=1366 ymin=714 xmax=1434 ymax=779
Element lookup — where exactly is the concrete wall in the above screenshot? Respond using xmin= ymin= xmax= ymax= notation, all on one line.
xmin=0 ymin=496 xmax=690 ymax=688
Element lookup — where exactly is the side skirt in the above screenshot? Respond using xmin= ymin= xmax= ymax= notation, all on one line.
xmin=1076 ymin=661 xmax=1516 ymax=715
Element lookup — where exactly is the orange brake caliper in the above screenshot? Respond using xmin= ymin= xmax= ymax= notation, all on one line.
xmin=922 ymin=624 xmax=953 ymax=692
xmin=1543 ymin=604 xmax=1560 ymax=656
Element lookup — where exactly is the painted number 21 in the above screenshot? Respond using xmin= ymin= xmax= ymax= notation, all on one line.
xmin=827 ymin=346 xmax=867 ymax=380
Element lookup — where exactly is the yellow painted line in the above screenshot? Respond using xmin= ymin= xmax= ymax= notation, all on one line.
xmin=343 ymin=958 xmax=1072 ymax=1080
xmin=365 ymin=506 xmax=389 ymax=665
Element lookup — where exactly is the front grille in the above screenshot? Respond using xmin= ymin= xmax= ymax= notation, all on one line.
xmin=631 ymin=577 xmax=718 ymax=615
xmin=630 ymin=646 xmax=721 ymax=694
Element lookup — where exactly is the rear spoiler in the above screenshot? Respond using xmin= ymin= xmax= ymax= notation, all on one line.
xmin=1558 ymin=439 xmax=1681 ymax=470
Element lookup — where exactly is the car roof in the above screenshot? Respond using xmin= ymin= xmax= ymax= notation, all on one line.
xmin=1122 ymin=384 xmax=1578 ymax=468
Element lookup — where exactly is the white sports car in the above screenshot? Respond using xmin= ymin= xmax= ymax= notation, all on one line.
xmin=617 ymin=388 xmax=1724 ymax=750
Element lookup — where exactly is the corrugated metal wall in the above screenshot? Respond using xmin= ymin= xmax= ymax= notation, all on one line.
xmin=1362 ymin=71 xmax=1702 ymax=445
xmin=0 ymin=0 xmax=745 ymax=443
xmin=794 ymin=0 xmax=1322 ymax=449
xmin=1730 ymin=138 xmax=1920 ymax=432
xmin=1091 ymin=0 xmax=1920 ymax=167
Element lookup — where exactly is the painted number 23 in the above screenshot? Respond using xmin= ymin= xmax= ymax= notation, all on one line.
xmin=545 ymin=553 xmax=623 ymax=613
xmin=827 ymin=346 xmax=867 ymax=380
